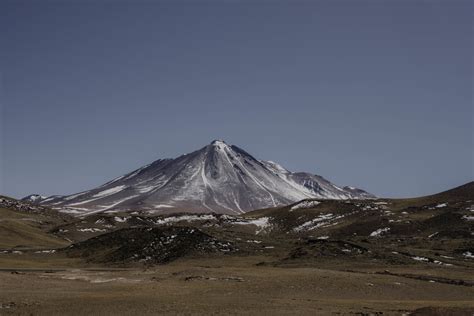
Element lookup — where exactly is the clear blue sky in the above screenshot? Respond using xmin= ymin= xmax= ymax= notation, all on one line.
xmin=1 ymin=1 xmax=472 ymax=199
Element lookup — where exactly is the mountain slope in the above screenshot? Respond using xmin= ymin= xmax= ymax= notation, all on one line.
xmin=39 ymin=140 xmax=374 ymax=215
xmin=0 ymin=196 xmax=71 ymax=249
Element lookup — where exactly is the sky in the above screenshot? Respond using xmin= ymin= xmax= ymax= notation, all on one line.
xmin=1 ymin=0 xmax=472 ymax=199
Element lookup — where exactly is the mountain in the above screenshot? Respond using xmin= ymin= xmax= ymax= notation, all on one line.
xmin=22 ymin=194 xmax=48 ymax=204
xmin=38 ymin=140 xmax=374 ymax=215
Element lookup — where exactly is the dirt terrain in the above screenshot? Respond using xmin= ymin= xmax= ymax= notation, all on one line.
xmin=1 ymin=256 xmax=473 ymax=315
xmin=0 ymin=183 xmax=473 ymax=315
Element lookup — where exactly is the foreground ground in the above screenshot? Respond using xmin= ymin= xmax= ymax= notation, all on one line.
xmin=0 ymin=255 xmax=473 ymax=315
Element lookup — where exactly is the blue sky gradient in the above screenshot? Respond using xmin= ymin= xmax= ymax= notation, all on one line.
xmin=1 ymin=1 xmax=472 ymax=198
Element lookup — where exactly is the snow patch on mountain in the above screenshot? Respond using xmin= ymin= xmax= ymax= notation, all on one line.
xmin=93 ymin=185 xmax=126 ymax=198
xmin=290 ymin=200 xmax=321 ymax=211
xmin=370 ymin=227 xmax=390 ymax=237
xmin=233 ymin=217 xmax=271 ymax=234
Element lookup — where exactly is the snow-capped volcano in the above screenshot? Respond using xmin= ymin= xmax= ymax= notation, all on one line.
xmin=39 ymin=140 xmax=374 ymax=215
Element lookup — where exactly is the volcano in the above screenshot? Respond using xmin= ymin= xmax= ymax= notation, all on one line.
xmin=37 ymin=140 xmax=374 ymax=215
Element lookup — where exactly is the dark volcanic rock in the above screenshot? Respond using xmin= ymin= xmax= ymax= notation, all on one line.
xmin=65 ymin=226 xmax=235 ymax=264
